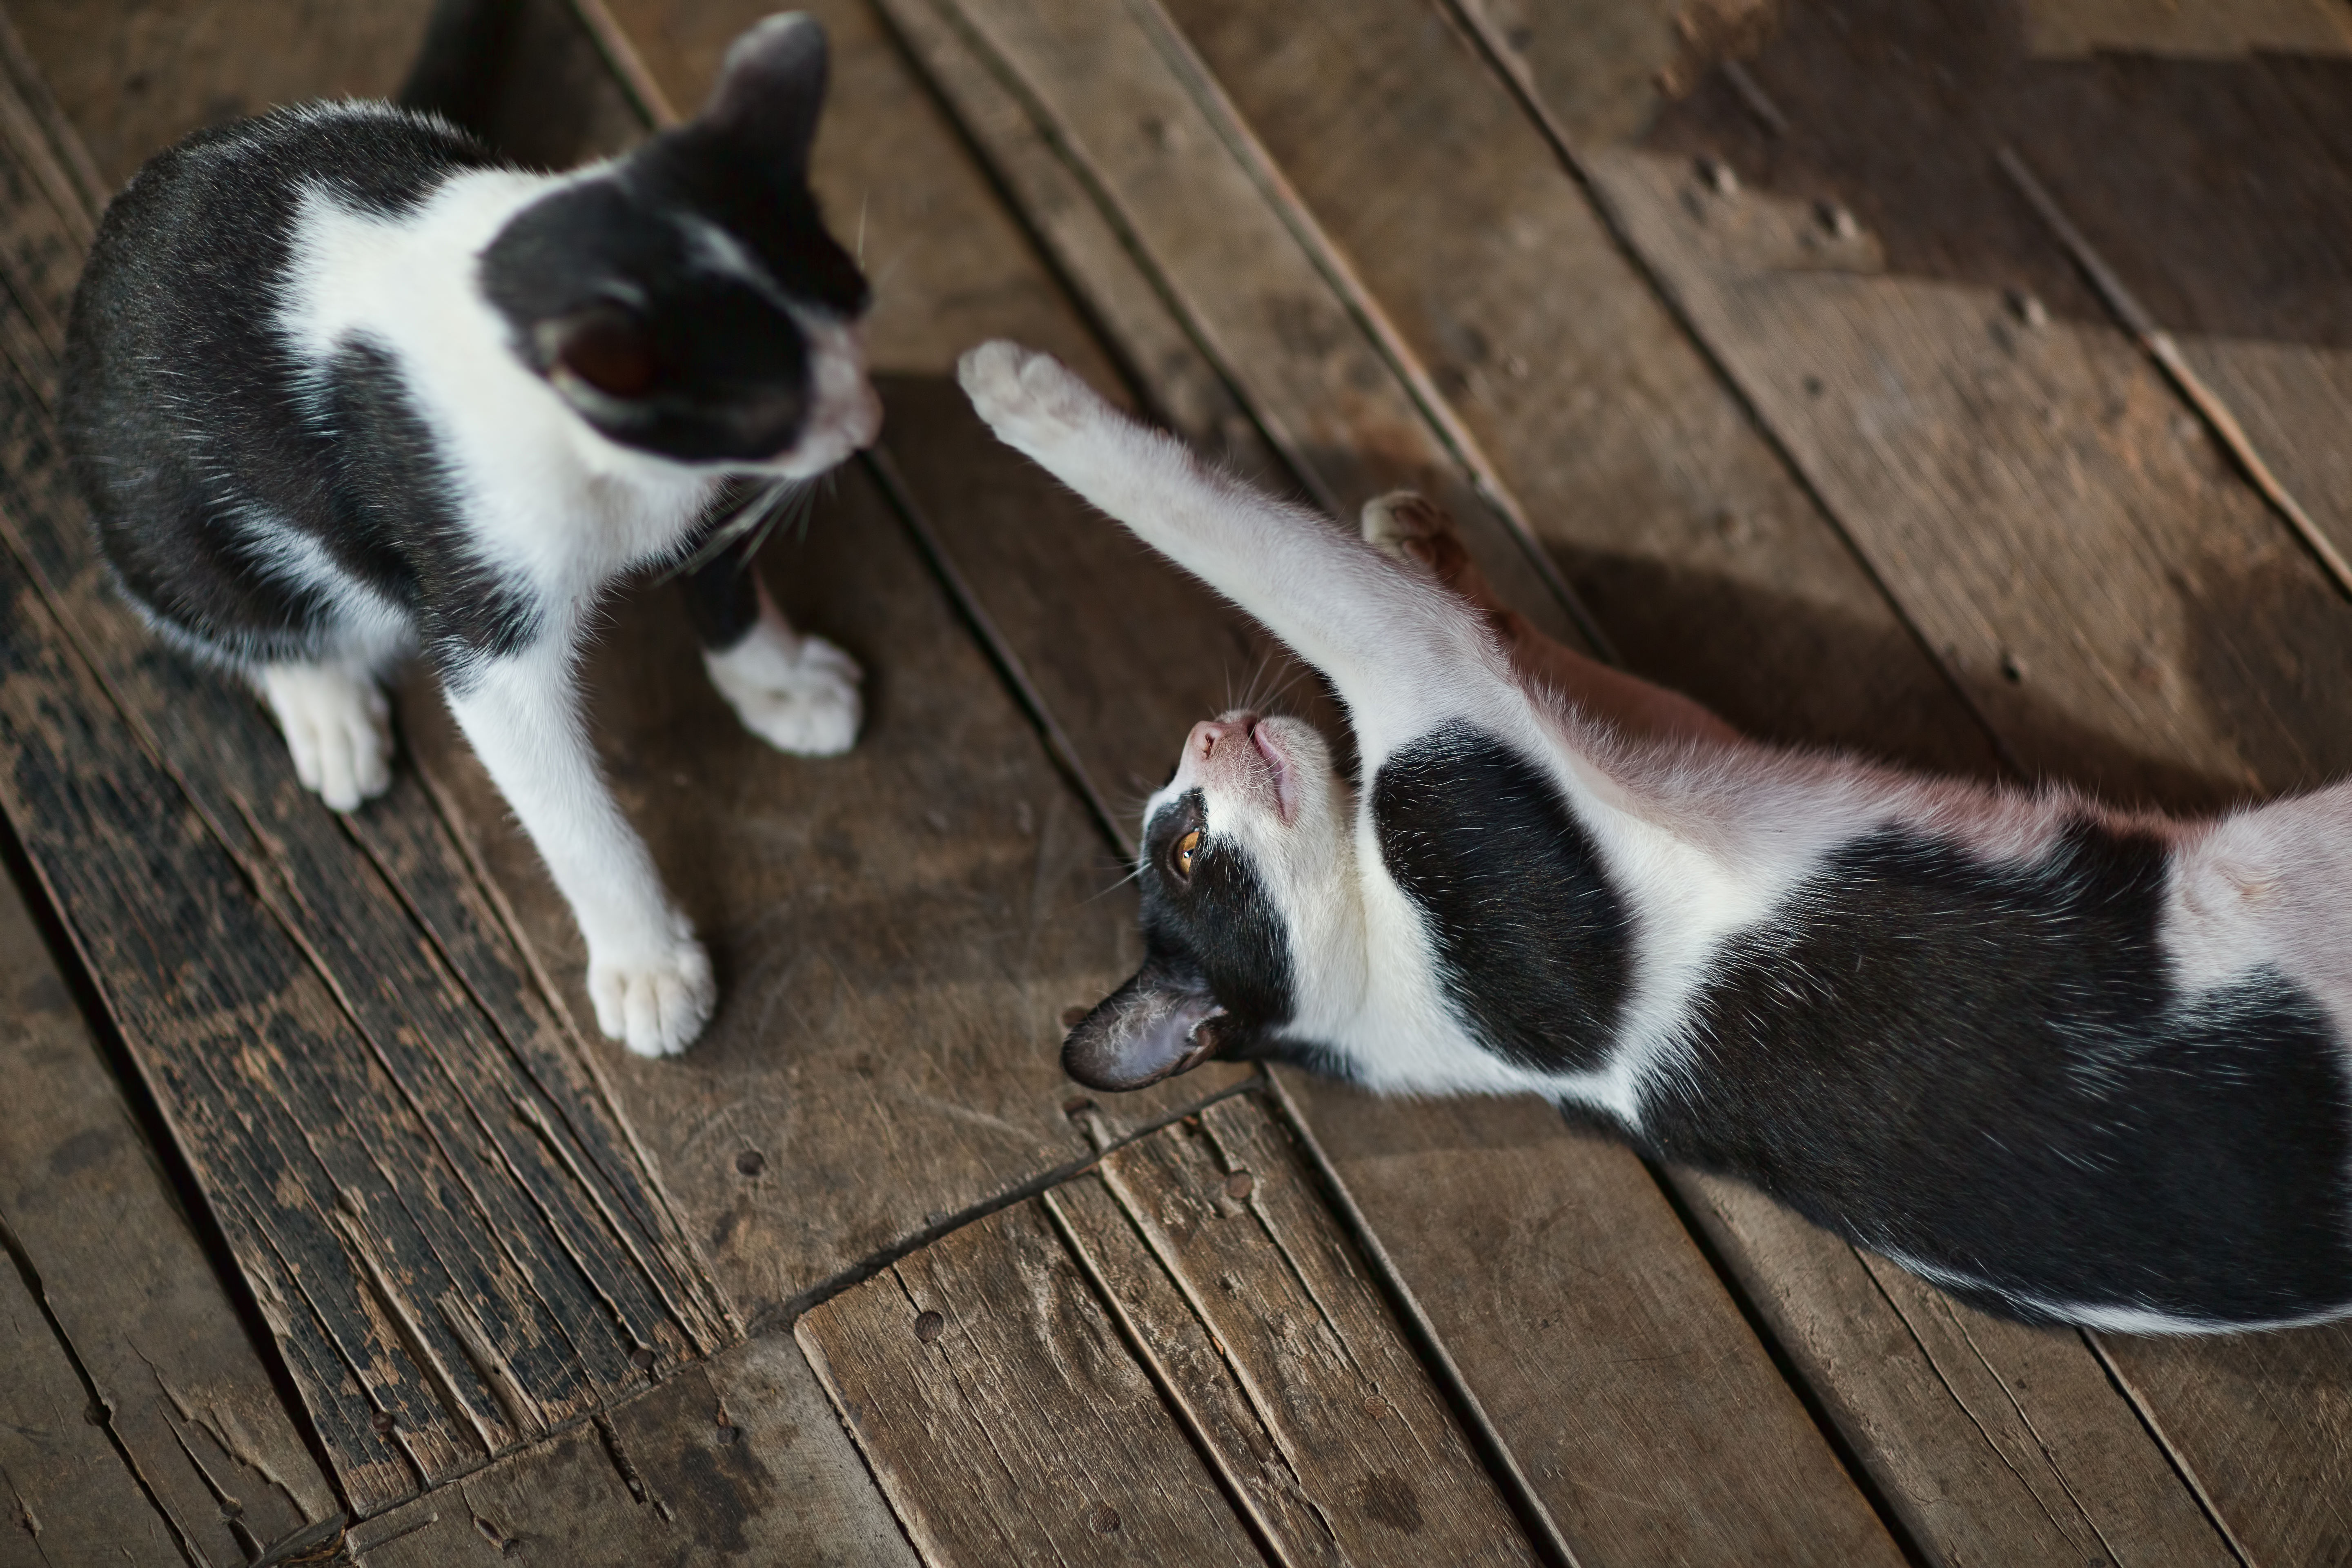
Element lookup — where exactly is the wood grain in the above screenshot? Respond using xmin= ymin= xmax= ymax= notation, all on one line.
xmin=874 ymin=0 xmax=1600 ymax=659
xmin=0 ymin=861 xmax=339 ymax=1565
xmin=1078 ymin=1097 xmax=1546 ymax=1567
xmin=798 ymin=1197 xmax=1271 ymax=1567
xmin=1271 ymin=1076 xmax=1907 ymax=1568
xmin=347 ymin=1334 xmax=917 ymax=1566
xmin=1158 ymin=0 xmax=1998 ymax=773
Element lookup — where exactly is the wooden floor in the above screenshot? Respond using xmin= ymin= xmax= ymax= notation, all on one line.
xmin=4 ymin=0 xmax=2351 ymax=1562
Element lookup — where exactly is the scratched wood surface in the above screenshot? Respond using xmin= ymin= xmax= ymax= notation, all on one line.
xmin=0 ymin=864 xmax=338 ymax=1568
xmin=802 ymin=1094 xmax=1548 ymax=1568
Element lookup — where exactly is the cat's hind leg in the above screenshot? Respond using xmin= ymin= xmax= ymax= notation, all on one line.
xmin=690 ymin=566 xmax=861 ymax=758
xmin=1361 ymin=492 xmax=1740 ymax=750
xmin=256 ymin=657 xmax=394 ymax=811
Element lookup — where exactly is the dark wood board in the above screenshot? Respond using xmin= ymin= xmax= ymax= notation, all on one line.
xmin=347 ymin=1334 xmax=917 ymax=1566
xmin=0 ymin=858 xmax=339 ymax=1565
xmin=0 ymin=0 xmax=733 ymax=1515
xmin=797 ymin=1196 xmax=1273 ymax=1567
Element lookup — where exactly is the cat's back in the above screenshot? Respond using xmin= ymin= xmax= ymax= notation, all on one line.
xmin=70 ymin=105 xmax=497 ymax=388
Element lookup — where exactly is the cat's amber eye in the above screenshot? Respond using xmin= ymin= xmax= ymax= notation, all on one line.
xmin=1172 ymin=829 xmax=1202 ymax=878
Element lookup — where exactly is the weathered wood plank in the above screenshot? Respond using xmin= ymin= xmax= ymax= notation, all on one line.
xmin=0 ymin=6 xmax=735 ymax=1512
xmin=0 ymin=1237 xmax=185 ymax=1566
xmin=347 ymin=1334 xmax=917 ymax=1566
xmin=874 ymin=0 xmax=1599 ymax=658
xmin=1076 ymin=1097 xmax=1548 ymax=1567
xmin=1158 ymin=0 xmax=1999 ymax=772
xmin=797 ymin=1197 xmax=1270 ymax=1567
xmin=7 ymin=0 xmax=435 ymax=191
xmin=0 ymin=859 xmax=339 ymax=1565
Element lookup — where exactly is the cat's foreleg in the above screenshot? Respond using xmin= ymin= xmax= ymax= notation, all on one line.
xmin=958 ymin=341 xmax=1508 ymax=745
xmin=256 ymin=657 xmax=395 ymax=811
xmin=684 ymin=546 xmax=861 ymax=757
xmin=442 ymin=640 xmax=714 ymax=1056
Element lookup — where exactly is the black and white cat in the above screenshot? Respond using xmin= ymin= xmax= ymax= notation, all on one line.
xmin=63 ymin=14 xmax=879 ymax=1056
xmin=961 ymin=339 xmax=2352 ymax=1334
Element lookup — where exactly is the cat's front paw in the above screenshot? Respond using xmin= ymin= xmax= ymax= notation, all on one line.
xmin=589 ymin=935 xmax=715 ymax=1057
xmin=958 ymin=341 xmax=1106 ymax=456
xmin=706 ymin=621 xmax=862 ymax=757
xmin=259 ymin=660 xmax=394 ymax=812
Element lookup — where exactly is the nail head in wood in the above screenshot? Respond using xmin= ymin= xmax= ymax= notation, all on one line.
xmin=734 ymin=1148 xmax=766 ymax=1176
xmin=915 ymin=1309 xmax=945 ymax=1343
xmin=1224 ymin=1172 xmax=1254 ymax=1200
xmin=1088 ymin=1503 xmax=1121 ymax=1535
xmin=630 ymin=1346 xmax=656 ymax=1370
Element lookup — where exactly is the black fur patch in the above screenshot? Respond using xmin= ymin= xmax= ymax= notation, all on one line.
xmin=318 ymin=341 xmax=539 ymax=672
xmin=1643 ymin=821 xmax=2352 ymax=1325
xmin=1372 ymin=726 xmax=1632 ymax=1074
xmin=65 ymin=107 xmax=501 ymax=665
xmin=1135 ymin=788 xmax=1295 ymax=1049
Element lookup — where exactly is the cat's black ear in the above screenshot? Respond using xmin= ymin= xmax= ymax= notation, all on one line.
xmin=698 ymin=13 xmax=830 ymax=177
xmin=1063 ymin=961 xmax=1230 ymax=1091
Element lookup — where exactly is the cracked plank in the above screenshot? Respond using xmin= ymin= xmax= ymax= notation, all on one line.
xmin=0 ymin=859 xmax=336 ymax=1565
xmin=797 ymin=1197 xmax=1271 ymax=1566
xmin=0 ymin=1216 xmax=186 ymax=1566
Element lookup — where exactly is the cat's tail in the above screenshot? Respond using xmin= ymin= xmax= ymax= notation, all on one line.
xmin=395 ymin=0 xmax=521 ymax=144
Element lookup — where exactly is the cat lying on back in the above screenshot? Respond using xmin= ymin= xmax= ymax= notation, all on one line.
xmin=962 ymin=339 xmax=2352 ymax=1334
xmin=64 ymin=14 xmax=879 ymax=1056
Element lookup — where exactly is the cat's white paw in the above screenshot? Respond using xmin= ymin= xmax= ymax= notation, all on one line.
xmin=957 ymin=341 xmax=1105 ymax=456
xmin=706 ymin=613 xmax=862 ymax=757
xmin=589 ymin=934 xmax=715 ymax=1057
xmin=259 ymin=660 xmax=393 ymax=812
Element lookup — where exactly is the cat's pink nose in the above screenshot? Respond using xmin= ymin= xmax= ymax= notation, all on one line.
xmin=1188 ymin=713 xmax=1257 ymax=762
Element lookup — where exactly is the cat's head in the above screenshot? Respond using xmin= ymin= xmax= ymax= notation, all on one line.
xmin=1064 ymin=711 xmax=1362 ymax=1091
xmin=481 ymin=14 xmax=877 ymax=473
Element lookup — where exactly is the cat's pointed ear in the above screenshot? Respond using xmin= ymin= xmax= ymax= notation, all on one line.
xmin=698 ymin=13 xmax=830 ymax=176
xmin=1062 ymin=962 xmax=1229 ymax=1091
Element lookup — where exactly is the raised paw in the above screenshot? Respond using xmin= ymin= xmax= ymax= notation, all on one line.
xmin=706 ymin=618 xmax=862 ymax=757
xmin=259 ymin=660 xmax=393 ymax=812
xmin=589 ymin=935 xmax=715 ymax=1058
xmin=957 ymin=340 xmax=1107 ymax=457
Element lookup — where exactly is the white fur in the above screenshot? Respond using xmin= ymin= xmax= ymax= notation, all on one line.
xmin=958 ymin=340 xmax=2352 ymax=1142
xmin=221 ymin=129 xmax=878 ymax=1056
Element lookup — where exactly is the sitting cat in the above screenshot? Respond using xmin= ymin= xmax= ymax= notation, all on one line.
xmin=62 ymin=13 xmax=879 ymax=1056
xmin=960 ymin=339 xmax=2352 ymax=1334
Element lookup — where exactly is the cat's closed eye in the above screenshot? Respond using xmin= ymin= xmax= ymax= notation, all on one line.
xmin=1172 ymin=828 xmax=1201 ymax=878
xmin=544 ymin=307 xmax=658 ymax=399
